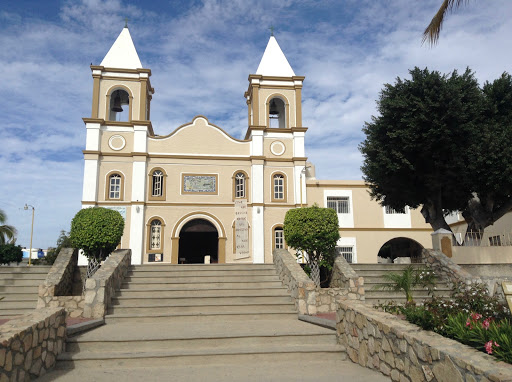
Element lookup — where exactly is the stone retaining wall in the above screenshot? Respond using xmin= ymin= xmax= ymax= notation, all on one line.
xmin=330 ymin=255 xmax=365 ymax=301
xmin=0 ymin=307 xmax=66 ymax=381
xmin=422 ymin=248 xmax=481 ymax=286
xmin=273 ymin=249 xmax=363 ymax=315
xmin=337 ymin=300 xmax=512 ymax=382
xmin=83 ymin=249 xmax=131 ymax=318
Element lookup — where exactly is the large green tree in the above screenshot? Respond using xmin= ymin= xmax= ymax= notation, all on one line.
xmin=284 ymin=205 xmax=339 ymax=286
xmin=0 ymin=209 xmax=17 ymax=245
xmin=360 ymin=67 xmax=482 ymax=232
xmin=463 ymin=73 xmax=512 ymax=232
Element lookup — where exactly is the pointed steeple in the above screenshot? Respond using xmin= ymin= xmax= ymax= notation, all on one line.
xmin=256 ymin=36 xmax=295 ymax=77
xmin=100 ymin=27 xmax=143 ymax=69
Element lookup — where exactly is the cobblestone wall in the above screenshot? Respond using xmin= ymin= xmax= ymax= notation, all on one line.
xmin=83 ymin=249 xmax=131 ymax=318
xmin=422 ymin=249 xmax=481 ymax=286
xmin=273 ymin=249 xmax=363 ymax=314
xmin=330 ymin=255 xmax=365 ymax=301
xmin=337 ymin=300 xmax=512 ymax=382
xmin=0 ymin=307 xmax=66 ymax=381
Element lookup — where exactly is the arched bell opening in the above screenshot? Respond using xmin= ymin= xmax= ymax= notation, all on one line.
xmin=377 ymin=237 xmax=424 ymax=264
xmin=109 ymin=89 xmax=130 ymax=121
xmin=268 ymin=97 xmax=286 ymax=129
xmin=178 ymin=219 xmax=219 ymax=264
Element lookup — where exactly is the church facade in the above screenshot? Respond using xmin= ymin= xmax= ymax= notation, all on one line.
xmin=81 ymin=26 xmax=433 ymax=265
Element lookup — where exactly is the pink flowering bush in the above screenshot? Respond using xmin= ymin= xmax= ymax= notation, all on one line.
xmin=445 ymin=312 xmax=512 ymax=363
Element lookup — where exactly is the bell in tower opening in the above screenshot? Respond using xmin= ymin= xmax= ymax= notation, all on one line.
xmin=109 ymin=89 xmax=130 ymax=122
xmin=268 ymin=97 xmax=285 ymax=128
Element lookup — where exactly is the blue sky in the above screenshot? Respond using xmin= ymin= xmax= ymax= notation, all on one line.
xmin=1 ymin=0 xmax=512 ymax=249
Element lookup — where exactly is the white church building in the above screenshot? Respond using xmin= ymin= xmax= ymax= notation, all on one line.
xmin=80 ymin=26 xmax=433 ymax=265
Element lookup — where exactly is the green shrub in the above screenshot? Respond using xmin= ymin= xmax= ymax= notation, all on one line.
xmin=0 ymin=244 xmax=23 ymax=265
xmin=284 ymin=205 xmax=339 ymax=287
xmin=373 ymin=265 xmax=436 ymax=303
xmin=444 ymin=313 xmax=512 ymax=363
xmin=70 ymin=207 xmax=124 ymax=261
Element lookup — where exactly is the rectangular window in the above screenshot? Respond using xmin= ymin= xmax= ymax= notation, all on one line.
xmin=152 ymin=172 xmax=163 ymax=197
xmin=327 ymin=196 xmax=350 ymax=214
xmin=274 ymin=176 xmax=284 ymax=200
xmin=109 ymin=177 xmax=121 ymax=199
xmin=385 ymin=206 xmax=406 ymax=214
xmin=336 ymin=246 xmax=353 ymax=263
xmin=275 ymin=229 xmax=284 ymax=249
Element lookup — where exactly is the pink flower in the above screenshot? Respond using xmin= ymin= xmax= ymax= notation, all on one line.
xmin=482 ymin=319 xmax=491 ymax=330
xmin=494 ymin=341 xmax=500 ymax=348
xmin=466 ymin=318 xmax=472 ymax=327
xmin=471 ymin=313 xmax=482 ymax=321
xmin=485 ymin=341 xmax=493 ymax=354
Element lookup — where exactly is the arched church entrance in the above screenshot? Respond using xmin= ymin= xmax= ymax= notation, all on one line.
xmin=178 ymin=219 xmax=219 ymax=264
xmin=377 ymin=237 xmax=424 ymax=263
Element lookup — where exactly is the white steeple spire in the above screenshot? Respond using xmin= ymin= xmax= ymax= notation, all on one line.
xmin=256 ymin=35 xmax=295 ymax=77
xmin=100 ymin=26 xmax=143 ymax=69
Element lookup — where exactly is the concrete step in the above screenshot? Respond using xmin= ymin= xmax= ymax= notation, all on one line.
xmin=120 ymin=281 xmax=284 ymax=289
xmin=0 ymin=266 xmax=51 ymax=273
xmin=112 ymin=295 xmax=293 ymax=306
xmin=116 ymin=287 xmax=289 ymax=298
xmin=105 ymin=311 xmax=298 ymax=323
xmin=351 ymin=264 xmax=425 ymax=271
xmin=123 ymin=275 xmax=281 ymax=283
xmin=130 ymin=264 xmax=276 ymax=271
xmin=127 ymin=269 xmax=278 ymax=277
xmin=0 ymin=300 xmax=37 ymax=309
xmin=0 ymin=273 xmax=48 ymax=280
xmin=0 ymin=308 xmax=35 ymax=317
xmin=56 ymin=344 xmax=345 ymax=369
xmin=0 ymin=293 xmax=38 ymax=301
xmin=109 ymin=303 xmax=296 ymax=315
xmin=0 ymin=286 xmax=39 ymax=293
xmin=66 ymin=333 xmax=335 ymax=353
xmin=0 ymin=279 xmax=44 ymax=286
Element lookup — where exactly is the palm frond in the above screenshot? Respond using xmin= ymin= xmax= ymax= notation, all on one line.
xmin=422 ymin=0 xmax=469 ymax=46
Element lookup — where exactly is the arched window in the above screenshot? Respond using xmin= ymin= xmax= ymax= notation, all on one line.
xmin=108 ymin=89 xmax=130 ymax=122
xmin=150 ymin=220 xmax=162 ymax=250
xmin=272 ymin=173 xmax=286 ymax=202
xmin=148 ymin=168 xmax=166 ymax=201
xmin=107 ymin=173 xmax=123 ymax=200
xmin=268 ymin=97 xmax=286 ymax=129
xmin=273 ymin=226 xmax=286 ymax=250
xmin=235 ymin=172 xmax=246 ymax=199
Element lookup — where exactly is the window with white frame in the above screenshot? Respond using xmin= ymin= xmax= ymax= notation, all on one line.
xmin=274 ymin=227 xmax=284 ymax=249
xmin=152 ymin=170 xmax=163 ymax=197
xmin=150 ymin=220 xmax=162 ymax=250
xmin=336 ymin=246 xmax=353 ymax=263
xmin=235 ymin=172 xmax=246 ymax=198
xmin=109 ymin=174 xmax=121 ymax=199
xmin=273 ymin=174 xmax=285 ymax=200
xmin=327 ymin=196 xmax=350 ymax=213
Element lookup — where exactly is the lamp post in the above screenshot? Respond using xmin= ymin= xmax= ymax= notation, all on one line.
xmin=24 ymin=204 xmax=35 ymax=266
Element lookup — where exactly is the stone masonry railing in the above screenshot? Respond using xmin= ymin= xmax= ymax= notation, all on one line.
xmin=273 ymin=249 xmax=364 ymax=315
xmin=422 ymin=248 xmax=482 ymax=286
xmin=273 ymin=249 xmax=317 ymax=315
xmin=337 ymin=300 xmax=512 ymax=382
xmin=330 ymin=255 xmax=365 ymax=301
xmin=83 ymin=249 xmax=131 ymax=318
xmin=0 ymin=307 xmax=66 ymax=381
xmin=37 ymin=248 xmax=86 ymax=318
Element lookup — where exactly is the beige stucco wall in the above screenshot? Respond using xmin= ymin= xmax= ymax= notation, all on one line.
xmin=100 ymin=131 xmax=134 ymax=154
xmin=263 ymin=137 xmax=294 ymax=159
xmin=451 ymin=246 xmax=512 ymax=264
xmin=97 ymin=160 xmax=133 ymax=202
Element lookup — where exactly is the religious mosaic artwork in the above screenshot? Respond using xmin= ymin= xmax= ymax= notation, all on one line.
xmin=182 ymin=174 xmax=217 ymax=194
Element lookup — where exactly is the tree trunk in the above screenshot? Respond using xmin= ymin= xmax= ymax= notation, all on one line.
xmin=421 ymin=200 xmax=452 ymax=232
xmin=310 ymin=258 xmax=320 ymax=287
xmin=462 ymin=195 xmax=512 ymax=234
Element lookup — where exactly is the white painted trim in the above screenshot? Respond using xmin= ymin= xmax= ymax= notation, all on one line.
xmin=336 ymin=237 xmax=357 ymax=263
xmin=102 ymin=72 xmax=140 ymax=79
xmin=270 ymin=141 xmax=285 ymax=156
xmin=323 ymin=190 xmax=354 ymax=228
xmin=146 ymin=215 xmax=167 ymax=226
xmin=251 ymin=164 xmax=264 ymax=204
xmin=293 ymin=132 xmax=305 ymax=158
xmin=148 ymin=152 xmax=250 ymax=158
xmin=131 ymin=161 xmax=147 ymax=202
xmin=108 ymin=135 xmax=126 ymax=151
xmin=100 ymin=126 xmax=134 ymax=132
xmin=260 ymin=80 xmax=295 ymax=87
xmin=82 ymin=159 xmax=99 ymax=202
xmin=382 ymin=206 xmax=412 ymax=228
xmin=85 ymin=123 xmax=101 ymax=151
xmin=263 ymin=132 xmax=294 ymax=138
xmin=129 ymin=204 xmax=144 ymax=264
xmin=252 ymin=206 xmax=264 ymax=263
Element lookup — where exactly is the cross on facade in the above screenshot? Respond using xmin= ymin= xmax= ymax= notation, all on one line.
xmin=124 ymin=17 xmax=129 ymax=28
xmin=269 ymin=25 xmax=274 ymax=36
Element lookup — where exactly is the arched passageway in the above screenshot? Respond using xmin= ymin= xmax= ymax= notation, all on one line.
xmin=377 ymin=237 xmax=424 ymax=263
xmin=178 ymin=219 xmax=218 ymax=264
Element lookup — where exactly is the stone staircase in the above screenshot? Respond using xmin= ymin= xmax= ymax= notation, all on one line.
xmin=42 ymin=264 xmax=389 ymax=381
xmin=0 ymin=265 xmax=51 ymax=318
xmin=351 ymin=263 xmax=453 ymax=306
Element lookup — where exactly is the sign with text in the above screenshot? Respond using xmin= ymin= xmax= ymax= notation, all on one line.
xmin=235 ymin=199 xmax=250 ymax=259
